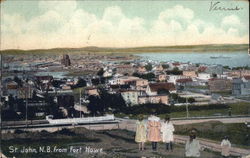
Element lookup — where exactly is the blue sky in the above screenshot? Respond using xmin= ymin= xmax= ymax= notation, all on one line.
xmin=0 ymin=0 xmax=249 ymax=50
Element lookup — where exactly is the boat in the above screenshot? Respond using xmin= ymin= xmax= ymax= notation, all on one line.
xmin=210 ymin=55 xmax=231 ymax=59
xmin=46 ymin=114 xmax=116 ymax=125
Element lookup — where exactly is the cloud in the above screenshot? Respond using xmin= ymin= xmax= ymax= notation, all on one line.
xmin=0 ymin=4 xmax=249 ymax=50
xmin=222 ymin=15 xmax=241 ymax=27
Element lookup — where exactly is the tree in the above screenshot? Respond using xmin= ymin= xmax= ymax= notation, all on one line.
xmin=87 ymin=95 xmax=103 ymax=116
xmin=91 ymin=78 xmax=100 ymax=85
xmin=145 ymin=64 xmax=152 ymax=71
xmin=14 ymin=76 xmax=23 ymax=87
xmin=157 ymin=89 xmax=170 ymax=95
xmin=162 ymin=64 xmax=169 ymax=69
xmin=76 ymin=78 xmax=87 ymax=88
xmin=188 ymin=97 xmax=195 ymax=103
xmin=166 ymin=67 xmax=183 ymax=75
xmin=97 ymin=68 xmax=104 ymax=77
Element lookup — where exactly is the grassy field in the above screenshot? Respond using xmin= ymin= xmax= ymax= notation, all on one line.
xmin=175 ymin=121 xmax=250 ymax=149
xmin=169 ymin=102 xmax=250 ymax=118
xmin=116 ymin=102 xmax=250 ymax=119
xmin=1 ymin=128 xmax=224 ymax=158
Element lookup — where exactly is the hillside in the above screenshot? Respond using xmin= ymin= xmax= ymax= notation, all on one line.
xmin=0 ymin=44 xmax=248 ymax=55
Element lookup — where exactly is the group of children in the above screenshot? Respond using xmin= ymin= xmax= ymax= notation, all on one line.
xmin=135 ymin=114 xmax=232 ymax=158
xmin=135 ymin=115 xmax=175 ymax=152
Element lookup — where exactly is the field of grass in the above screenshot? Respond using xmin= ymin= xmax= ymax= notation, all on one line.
xmin=117 ymin=102 xmax=250 ymax=119
xmin=169 ymin=102 xmax=250 ymax=118
xmin=175 ymin=121 xmax=250 ymax=149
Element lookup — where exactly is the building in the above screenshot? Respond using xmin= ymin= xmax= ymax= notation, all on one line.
xmin=197 ymin=73 xmax=211 ymax=81
xmin=61 ymin=54 xmax=71 ymax=67
xmin=85 ymin=87 xmax=99 ymax=96
xmin=232 ymin=76 xmax=250 ymax=96
xmin=176 ymin=78 xmax=193 ymax=87
xmin=153 ymin=65 xmax=164 ymax=72
xmin=116 ymin=65 xmax=135 ymax=75
xmin=146 ymin=82 xmax=176 ymax=95
xmin=109 ymin=76 xmax=139 ymax=85
xmin=168 ymin=75 xmax=189 ymax=84
xmin=183 ymin=70 xmax=197 ymax=78
xmin=138 ymin=95 xmax=169 ymax=105
xmin=156 ymin=74 xmax=167 ymax=82
xmin=208 ymin=78 xmax=232 ymax=92
xmin=137 ymin=66 xmax=147 ymax=74
xmin=120 ymin=90 xmax=140 ymax=106
xmin=230 ymin=70 xmax=250 ymax=78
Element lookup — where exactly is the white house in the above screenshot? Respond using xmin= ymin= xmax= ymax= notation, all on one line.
xmin=121 ymin=90 xmax=140 ymax=106
xmin=168 ymin=75 xmax=189 ymax=84
xmin=197 ymin=73 xmax=211 ymax=81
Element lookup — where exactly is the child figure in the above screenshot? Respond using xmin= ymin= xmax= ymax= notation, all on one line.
xmin=221 ymin=136 xmax=231 ymax=158
xmin=135 ymin=115 xmax=147 ymax=151
xmin=185 ymin=130 xmax=200 ymax=157
xmin=147 ymin=114 xmax=161 ymax=151
xmin=161 ymin=116 xmax=175 ymax=151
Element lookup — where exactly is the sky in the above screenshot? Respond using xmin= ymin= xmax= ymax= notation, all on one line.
xmin=0 ymin=0 xmax=249 ymax=50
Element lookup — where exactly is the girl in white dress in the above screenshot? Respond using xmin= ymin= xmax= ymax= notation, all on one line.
xmin=161 ymin=116 xmax=175 ymax=151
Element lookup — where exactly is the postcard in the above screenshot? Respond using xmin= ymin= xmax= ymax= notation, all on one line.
xmin=0 ymin=0 xmax=249 ymax=158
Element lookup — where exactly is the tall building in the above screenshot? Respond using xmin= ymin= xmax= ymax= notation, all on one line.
xmin=61 ymin=54 xmax=71 ymax=67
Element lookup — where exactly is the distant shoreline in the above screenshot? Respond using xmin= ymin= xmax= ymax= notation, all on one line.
xmin=0 ymin=44 xmax=248 ymax=55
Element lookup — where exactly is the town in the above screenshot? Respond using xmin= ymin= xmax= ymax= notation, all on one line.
xmin=1 ymin=53 xmax=250 ymax=121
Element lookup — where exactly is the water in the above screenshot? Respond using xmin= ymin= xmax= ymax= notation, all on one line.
xmin=135 ymin=51 xmax=250 ymax=68
xmin=35 ymin=71 xmax=68 ymax=78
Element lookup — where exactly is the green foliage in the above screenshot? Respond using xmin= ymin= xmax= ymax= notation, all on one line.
xmin=132 ymin=72 xmax=155 ymax=81
xmin=157 ymin=88 xmax=170 ymax=95
xmin=87 ymin=88 xmax=126 ymax=116
xmin=122 ymin=103 xmax=229 ymax=116
xmin=97 ymin=68 xmax=104 ymax=76
xmin=162 ymin=64 xmax=169 ymax=69
xmin=144 ymin=63 xmax=153 ymax=71
xmin=188 ymin=97 xmax=195 ymax=103
xmin=166 ymin=67 xmax=183 ymax=75
xmin=175 ymin=122 xmax=250 ymax=147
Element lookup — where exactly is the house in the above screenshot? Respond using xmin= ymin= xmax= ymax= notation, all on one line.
xmin=146 ymin=82 xmax=176 ymax=95
xmin=197 ymin=73 xmax=211 ymax=81
xmin=131 ymin=78 xmax=149 ymax=91
xmin=168 ymin=75 xmax=189 ymax=84
xmin=198 ymin=66 xmax=207 ymax=72
xmin=138 ymin=95 xmax=169 ymax=105
xmin=36 ymin=76 xmax=53 ymax=84
xmin=153 ymin=65 xmax=164 ymax=72
xmin=156 ymin=74 xmax=167 ymax=82
xmin=232 ymin=77 xmax=250 ymax=96
xmin=176 ymin=78 xmax=193 ymax=87
xmin=109 ymin=76 xmax=139 ymax=85
xmin=205 ymin=65 xmax=224 ymax=75
xmin=208 ymin=78 xmax=232 ymax=92
xmin=230 ymin=70 xmax=250 ymax=78
xmin=137 ymin=66 xmax=147 ymax=73
xmin=116 ymin=65 xmax=135 ymax=75
xmin=103 ymin=70 xmax=113 ymax=77
xmin=85 ymin=87 xmax=99 ymax=96
xmin=183 ymin=70 xmax=197 ymax=78
xmin=120 ymin=90 xmax=140 ymax=106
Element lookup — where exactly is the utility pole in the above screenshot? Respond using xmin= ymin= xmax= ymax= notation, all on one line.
xmin=26 ymin=85 xmax=28 ymax=127
xmin=79 ymin=89 xmax=82 ymax=118
xmin=186 ymin=97 xmax=189 ymax=118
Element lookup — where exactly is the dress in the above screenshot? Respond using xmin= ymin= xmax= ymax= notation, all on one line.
xmin=147 ymin=116 xmax=161 ymax=142
xmin=161 ymin=121 xmax=175 ymax=143
xmin=221 ymin=139 xmax=231 ymax=157
xmin=185 ymin=139 xmax=201 ymax=157
xmin=135 ymin=120 xmax=147 ymax=143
